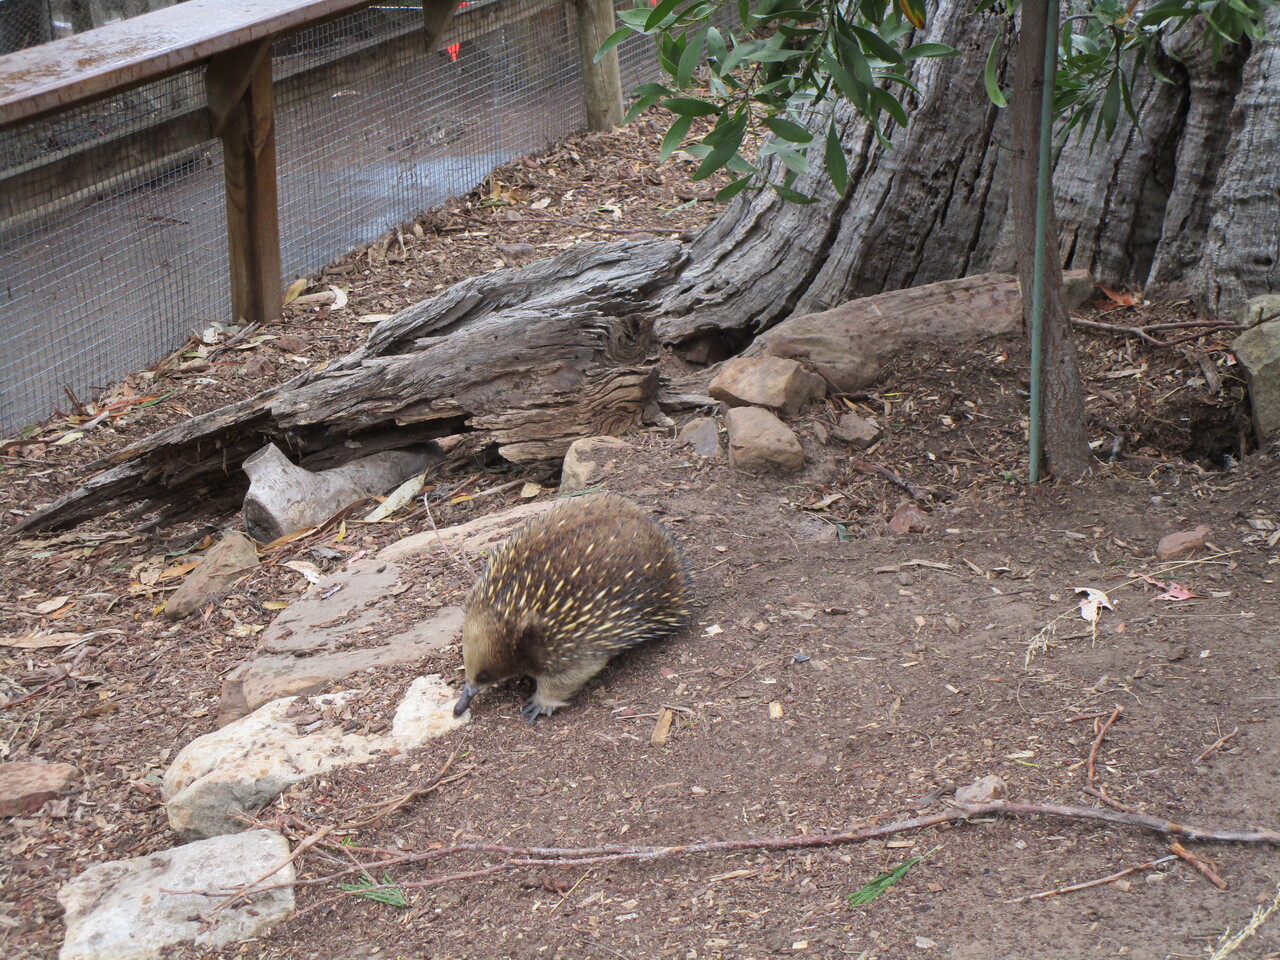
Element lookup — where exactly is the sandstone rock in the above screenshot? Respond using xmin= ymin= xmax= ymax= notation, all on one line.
xmin=163 ymin=532 xmax=259 ymax=621
xmin=0 ymin=761 xmax=79 ymax=816
xmin=677 ymin=417 xmax=721 ymax=458
xmin=559 ymin=436 xmax=632 ymax=494
xmin=58 ymin=829 xmax=294 ymax=960
xmin=760 ymin=273 xmax=1023 ymax=393
xmin=166 ymin=675 xmax=465 ymax=840
xmin=831 ymin=413 xmax=882 ymax=449
xmin=1233 ymin=294 xmax=1280 ymax=329
xmin=724 ymin=407 xmax=804 ymax=474
xmin=378 ymin=500 xmax=559 ymax=562
xmin=216 ymin=556 xmax=461 ymax=724
xmin=887 ymin=502 xmax=930 ymax=535
xmin=955 ymin=775 xmax=1007 ymax=804
xmin=708 ymin=356 xmax=826 ymax=416
xmin=1232 ymin=320 xmax=1280 ymax=440
xmin=1156 ymin=524 xmax=1212 ymax=561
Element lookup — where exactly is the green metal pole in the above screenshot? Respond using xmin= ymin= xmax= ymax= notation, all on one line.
xmin=1028 ymin=0 xmax=1058 ymax=484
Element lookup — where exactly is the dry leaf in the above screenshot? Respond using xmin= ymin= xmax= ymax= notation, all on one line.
xmin=1154 ymin=583 xmax=1204 ymax=601
xmin=0 ymin=632 xmax=87 ymax=649
xmin=34 ymin=596 xmax=69 ymax=615
xmin=355 ymin=314 xmax=394 ymax=324
xmin=1073 ymin=587 xmax=1114 ymax=622
xmin=282 ymin=560 xmax=323 ymax=585
xmin=157 ymin=560 xmax=200 ymax=582
xmin=283 ymin=278 xmax=308 ymax=304
xmin=530 ymin=197 xmax=551 ymax=210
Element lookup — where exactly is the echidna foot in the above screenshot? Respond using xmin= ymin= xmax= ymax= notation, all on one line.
xmin=520 ymin=700 xmax=556 ymax=723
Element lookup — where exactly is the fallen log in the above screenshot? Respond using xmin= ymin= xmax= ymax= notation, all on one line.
xmin=13 ymin=239 xmax=684 ymax=533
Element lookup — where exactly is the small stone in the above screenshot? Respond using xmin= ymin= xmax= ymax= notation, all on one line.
xmin=496 ymin=242 xmax=538 ymax=261
xmin=831 ymin=413 xmax=882 ymax=449
xmin=275 ymin=334 xmax=307 ymax=354
xmin=724 ymin=407 xmax=804 ymax=474
xmin=239 ymin=354 xmax=274 ymax=378
xmin=955 ymin=774 xmax=1007 ymax=804
xmin=1062 ymin=269 xmax=1096 ymax=311
xmin=708 ymin=356 xmax=826 ymax=416
xmin=0 ymin=761 xmax=80 ymax=816
xmin=887 ymin=501 xmax=930 ymax=535
xmin=677 ymin=417 xmax=721 ymax=458
xmin=559 ymin=436 xmax=632 ymax=494
xmin=57 ymin=829 xmax=295 ymax=960
xmin=1156 ymin=524 xmax=1212 ymax=560
xmin=164 ymin=532 xmax=259 ymax=620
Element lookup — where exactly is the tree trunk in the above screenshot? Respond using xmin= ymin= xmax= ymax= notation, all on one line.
xmin=1191 ymin=3 xmax=1280 ymax=313
xmin=1009 ymin=0 xmax=1092 ymax=478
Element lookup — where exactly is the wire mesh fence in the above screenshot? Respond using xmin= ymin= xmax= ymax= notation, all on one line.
xmin=0 ymin=0 xmax=664 ymax=434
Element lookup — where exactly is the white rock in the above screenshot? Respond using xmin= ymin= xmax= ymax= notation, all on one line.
xmin=165 ymin=675 xmax=466 ymax=840
xmin=58 ymin=829 xmax=294 ymax=960
xmin=378 ymin=500 xmax=558 ymax=562
xmin=558 ymin=435 xmax=632 ymax=493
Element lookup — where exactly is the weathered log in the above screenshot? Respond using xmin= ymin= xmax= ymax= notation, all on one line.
xmin=13 ymin=240 xmax=684 ymax=533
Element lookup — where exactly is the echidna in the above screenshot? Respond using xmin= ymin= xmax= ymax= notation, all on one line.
xmin=453 ymin=493 xmax=692 ymax=721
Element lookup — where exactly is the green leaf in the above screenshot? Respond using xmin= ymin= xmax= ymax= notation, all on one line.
xmin=773 ymin=182 xmax=819 ymax=204
xmin=617 ymin=7 xmax=654 ymax=28
xmin=645 ymin=0 xmax=684 ymax=32
xmin=825 ymin=122 xmax=848 ymax=195
xmin=693 ymin=116 xmax=747 ymax=180
xmin=851 ymin=25 xmax=904 ymax=65
xmin=595 ymin=27 xmax=634 ymax=63
xmin=1100 ymin=71 xmax=1121 ymax=138
xmin=716 ymin=175 xmax=756 ymax=201
xmin=761 ymin=142 xmax=810 ymax=175
xmin=846 ymin=855 xmax=924 ymax=907
xmin=983 ymin=37 xmax=1007 ymax=107
xmin=663 ymin=96 xmax=720 ymax=116
xmin=706 ymin=26 xmax=728 ymax=66
xmin=339 ymin=872 xmax=409 ymax=909
xmin=659 ymin=114 xmax=695 ymax=160
xmin=903 ymin=42 xmax=960 ymax=60
xmin=870 ymin=87 xmax=909 ymax=128
xmin=677 ymin=27 xmax=706 ymax=88
xmin=762 ymin=116 xmax=814 ymax=143
xmin=836 ymin=32 xmax=874 ymax=88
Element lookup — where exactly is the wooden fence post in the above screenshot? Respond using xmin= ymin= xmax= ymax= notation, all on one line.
xmin=206 ymin=40 xmax=282 ymax=327
xmin=574 ymin=0 xmax=625 ymax=131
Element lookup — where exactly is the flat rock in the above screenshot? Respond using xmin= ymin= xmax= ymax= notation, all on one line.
xmin=760 ymin=273 xmax=1023 ymax=393
xmin=164 ymin=532 xmax=259 ymax=621
xmin=708 ymin=356 xmax=826 ymax=416
xmin=167 ymin=675 xmax=466 ymax=840
xmin=1232 ymin=320 xmax=1280 ymax=440
xmin=1156 ymin=524 xmax=1212 ymax=560
xmin=677 ymin=417 xmax=721 ymax=458
xmin=378 ymin=500 xmax=559 ymax=562
xmin=724 ymin=407 xmax=804 ymax=474
xmin=216 ymin=557 xmax=460 ymax=725
xmin=0 ymin=761 xmax=80 ymax=816
xmin=559 ymin=436 xmax=633 ymax=493
xmin=831 ymin=413 xmax=882 ymax=449
xmin=58 ymin=829 xmax=294 ymax=960
xmin=1062 ymin=269 xmax=1096 ymax=311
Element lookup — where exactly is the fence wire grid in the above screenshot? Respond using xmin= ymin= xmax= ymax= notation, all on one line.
xmin=0 ymin=0 xmax=667 ymax=433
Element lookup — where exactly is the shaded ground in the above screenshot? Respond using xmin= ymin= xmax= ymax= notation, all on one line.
xmin=2 ymin=114 xmax=1279 ymax=960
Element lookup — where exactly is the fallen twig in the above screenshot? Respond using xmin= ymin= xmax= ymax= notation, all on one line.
xmin=1194 ymin=727 xmax=1240 ymax=766
xmin=1005 ymin=854 xmax=1176 ymax=903
xmin=1085 ymin=705 xmax=1136 ymax=813
xmin=199 ymin=797 xmax=1280 ymax=906
xmin=849 ymin=457 xmax=927 ymax=501
xmin=1071 ymin=316 xmax=1241 ymax=348
xmin=1170 ymin=840 xmax=1228 ymax=890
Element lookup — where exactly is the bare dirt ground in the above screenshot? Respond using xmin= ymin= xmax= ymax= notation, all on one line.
xmin=2 ymin=113 xmax=1279 ymax=960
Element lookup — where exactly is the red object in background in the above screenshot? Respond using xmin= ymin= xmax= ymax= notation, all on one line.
xmin=447 ymin=2 xmax=472 ymax=62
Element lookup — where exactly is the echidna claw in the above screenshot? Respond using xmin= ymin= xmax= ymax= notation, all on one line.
xmin=520 ymin=700 xmax=554 ymax=723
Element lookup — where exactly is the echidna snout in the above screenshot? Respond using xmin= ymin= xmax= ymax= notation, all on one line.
xmin=455 ymin=494 xmax=691 ymax=722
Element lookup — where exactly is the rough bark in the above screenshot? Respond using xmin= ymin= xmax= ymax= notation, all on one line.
xmin=1192 ymin=4 xmax=1280 ymax=313
xmin=1010 ymin=0 xmax=1092 ymax=478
